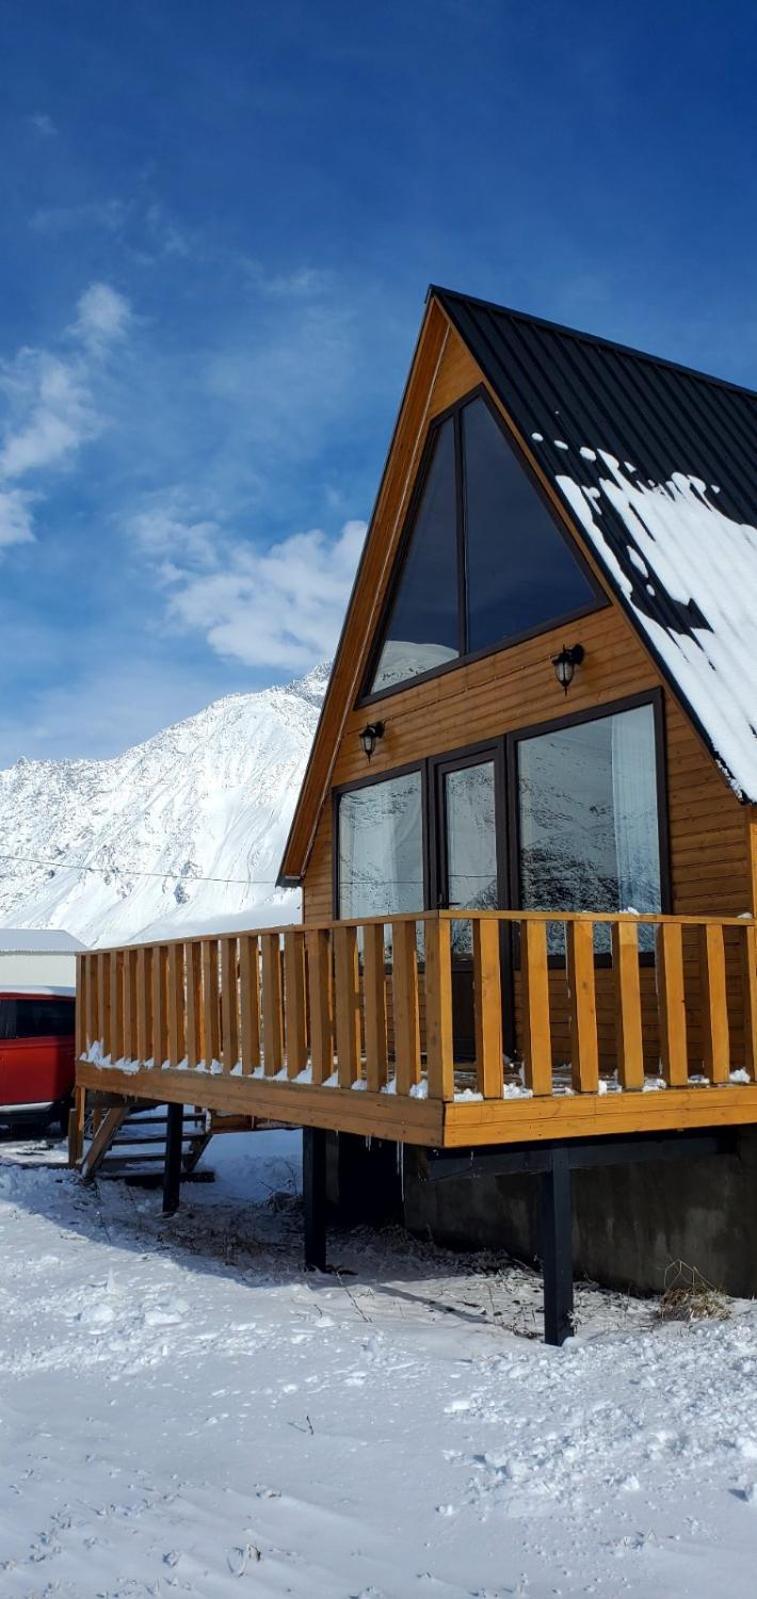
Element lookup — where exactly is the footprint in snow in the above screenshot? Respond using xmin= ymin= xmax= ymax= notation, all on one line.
xmin=227 ymin=1542 xmax=261 ymax=1575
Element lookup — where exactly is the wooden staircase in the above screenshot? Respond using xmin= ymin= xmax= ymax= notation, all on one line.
xmin=77 ymin=1100 xmax=212 ymax=1183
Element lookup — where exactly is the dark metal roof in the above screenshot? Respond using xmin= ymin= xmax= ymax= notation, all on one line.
xmin=432 ymin=286 xmax=757 ymax=802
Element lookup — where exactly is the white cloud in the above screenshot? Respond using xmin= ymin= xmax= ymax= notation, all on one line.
xmin=72 ymin=282 xmax=131 ymax=347
xmin=0 ymin=352 xmax=94 ymax=477
xmin=0 ymin=489 xmax=35 ymax=547
xmin=164 ymin=519 xmax=366 ymax=671
xmin=126 ymin=500 xmax=219 ymax=570
xmin=0 ymin=282 xmax=132 ymax=548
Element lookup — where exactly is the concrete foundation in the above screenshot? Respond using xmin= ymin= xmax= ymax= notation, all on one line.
xmin=328 ymin=1131 xmax=757 ymax=1297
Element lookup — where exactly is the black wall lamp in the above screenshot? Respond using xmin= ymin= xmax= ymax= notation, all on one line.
xmin=551 ymin=643 xmax=585 ymax=694
xmin=359 ymin=721 xmax=385 ymax=760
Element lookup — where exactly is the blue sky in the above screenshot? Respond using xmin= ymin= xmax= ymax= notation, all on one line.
xmin=1 ymin=0 xmax=756 ymax=763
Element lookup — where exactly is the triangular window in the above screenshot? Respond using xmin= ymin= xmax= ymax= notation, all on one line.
xmin=462 ymin=397 xmax=597 ymax=654
xmin=367 ymin=393 xmax=600 ymax=698
xmin=370 ymin=416 xmax=460 ymax=695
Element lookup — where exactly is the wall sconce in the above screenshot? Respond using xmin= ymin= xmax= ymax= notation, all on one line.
xmin=551 ymin=644 xmax=585 ymax=695
xmin=359 ymin=721 xmax=385 ymax=761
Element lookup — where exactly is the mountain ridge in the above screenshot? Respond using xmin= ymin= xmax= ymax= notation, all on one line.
xmin=0 ymin=663 xmax=329 ymax=948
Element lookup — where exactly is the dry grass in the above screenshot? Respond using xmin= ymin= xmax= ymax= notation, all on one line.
xmin=658 ymin=1259 xmax=730 ymax=1323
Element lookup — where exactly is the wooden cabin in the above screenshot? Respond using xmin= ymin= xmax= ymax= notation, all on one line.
xmin=73 ymin=288 xmax=757 ymax=1338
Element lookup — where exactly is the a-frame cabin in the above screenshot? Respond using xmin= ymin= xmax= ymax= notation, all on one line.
xmin=74 ymin=288 xmax=757 ymax=1339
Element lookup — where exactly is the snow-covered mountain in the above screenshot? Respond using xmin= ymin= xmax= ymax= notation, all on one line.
xmin=0 ymin=664 xmax=329 ymax=948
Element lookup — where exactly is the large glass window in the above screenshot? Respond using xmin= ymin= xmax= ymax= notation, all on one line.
xmin=338 ymin=771 xmax=424 ymax=919
xmin=444 ymin=760 xmax=498 ymax=956
xmin=516 ymin=704 xmax=662 ymax=949
xmin=368 ymin=393 xmax=598 ymax=697
xmin=370 ymin=419 xmax=459 ymax=694
xmin=462 ymin=398 xmax=596 ymax=653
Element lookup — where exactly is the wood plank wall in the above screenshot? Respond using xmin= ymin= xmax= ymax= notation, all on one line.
xmin=301 ymin=327 xmax=753 ymax=1073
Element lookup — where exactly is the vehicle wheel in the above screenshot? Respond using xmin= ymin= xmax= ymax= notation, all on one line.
xmin=53 ymin=1097 xmax=73 ymax=1138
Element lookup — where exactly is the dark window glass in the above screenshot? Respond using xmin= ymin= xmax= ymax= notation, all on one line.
xmin=0 ymin=1000 xmax=16 ymax=1040
xmin=370 ymin=418 xmax=459 ymax=693
xmin=338 ymin=772 xmax=423 ymax=918
xmin=463 ymin=397 xmax=596 ymax=654
xmin=14 ymin=999 xmax=75 ymax=1038
xmin=516 ymin=704 xmax=661 ymax=951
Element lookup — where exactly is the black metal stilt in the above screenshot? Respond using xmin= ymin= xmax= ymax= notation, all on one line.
xmin=540 ymin=1147 xmax=573 ymax=1345
xmin=162 ymin=1102 xmax=184 ymax=1216
xmin=303 ymin=1126 xmax=327 ymax=1271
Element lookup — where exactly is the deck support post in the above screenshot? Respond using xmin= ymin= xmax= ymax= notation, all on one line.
xmin=303 ymin=1126 xmax=328 ymax=1271
xmin=540 ymin=1147 xmax=573 ymax=1346
xmin=162 ymin=1102 xmax=184 ymax=1216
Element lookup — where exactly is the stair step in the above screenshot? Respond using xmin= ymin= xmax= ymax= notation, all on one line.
xmin=101 ymin=1150 xmax=171 ymax=1165
xmin=111 ymin=1131 xmax=206 ymax=1146
xmin=119 ymin=1116 xmax=207 ymax=1130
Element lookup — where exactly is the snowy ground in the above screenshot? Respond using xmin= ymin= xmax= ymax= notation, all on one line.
xmin=2 ymin=1134 xmax=757 ymax=1597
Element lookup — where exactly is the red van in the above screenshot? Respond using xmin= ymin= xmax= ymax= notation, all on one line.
xmin=0 ymin=991 xmax=75 ymax=1133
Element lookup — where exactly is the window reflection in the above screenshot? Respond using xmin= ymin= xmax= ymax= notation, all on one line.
xmin=516 ymin=705 xmax=661 ymax=952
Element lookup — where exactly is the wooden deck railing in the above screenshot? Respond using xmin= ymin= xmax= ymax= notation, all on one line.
xmin=77 ymin=910 xmax=757 ymax=1104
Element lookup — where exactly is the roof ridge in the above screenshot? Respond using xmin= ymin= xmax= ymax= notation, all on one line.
xmin=428 ymin=284 xmax=757 ymax=404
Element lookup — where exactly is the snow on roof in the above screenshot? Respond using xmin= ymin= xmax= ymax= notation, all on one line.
xmin=0 ymin=928 xmax=86 ymax=953
xmin=434 ymin=287 xmax=757 ymax=801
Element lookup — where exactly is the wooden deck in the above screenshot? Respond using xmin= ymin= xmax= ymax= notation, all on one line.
xmin=74 ymin=909 xmax=757 ymax=1150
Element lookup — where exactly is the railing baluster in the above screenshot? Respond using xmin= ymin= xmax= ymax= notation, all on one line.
xmin=152 ymin=944 xmax=168 ymax=1068
xmin=699 ymin=922 xmax=730 ymax=1083
xmin=334 ymin=925 xmax=361 ymax=1088
xmin=657 ymin=922 xmax=688 ymax=1086
xmin=97 ymin=952 xmax=110 ymax=1056
xmin=284 ymin=931 xmax=307 ymax=1079
xmin=741 ymin=923 xmax=757 ymax=1080
xmin=219 ymin=937 xmax=239 ymax=1074
xmin=185 ymin=942 xmax=202 ymax=1069
xmin=109 ymin=950 xmax=124 ymax=1064
xmin=136 ymin=947 xmax=153 ymax=1065
xmin=472 ymin=918 xmax=502 ymax=1099
xmin=239 ymin=934 xmax=261 ymax=1074
xmin=522 ymin=918 xmax=552 ymax=1095
xmin=261 ymin=934 xmax=284 ymax=1075
xmin=612 ymin=920 xmax=644 ymax=1090
xmin=393 ymin=920 xmax=421 ymax=1095
xmin=364 ymin=923 xmax=388 ymax=1093
xmin=84 ymin=953 xmax=96 ymax=1054
xmin=168 ymin=942 xmax=186 ymax=1067
xmin=567 ymin=919 xmax=599 ymax=1093
xmin=202 ymin=938 xmax=220 ymax=1067
xmin=123 ymin=947 xmax=138 ymax=1062
xmin=75 ymin=954 xmax=85 ymax=1060
xmin=425 ymin=918 xmax=454 ymax=1101
xmin=306 ymin=928 xmax=332 ymax=1084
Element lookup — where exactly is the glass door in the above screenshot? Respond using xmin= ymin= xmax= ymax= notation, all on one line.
xmin=433 ymin=749 xmax=506 ymax=1061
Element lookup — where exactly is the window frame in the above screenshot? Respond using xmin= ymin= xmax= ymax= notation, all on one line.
xmin=360 ymin=385 xmax=608 ymax=707
xmin=505 ymin=688 xmax=673 ymax=951
xmin=332 ymin=760 xmax=430 ymax=923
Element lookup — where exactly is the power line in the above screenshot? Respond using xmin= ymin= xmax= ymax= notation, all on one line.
xmin=0 ymin=851 xmax=280 ymax=888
